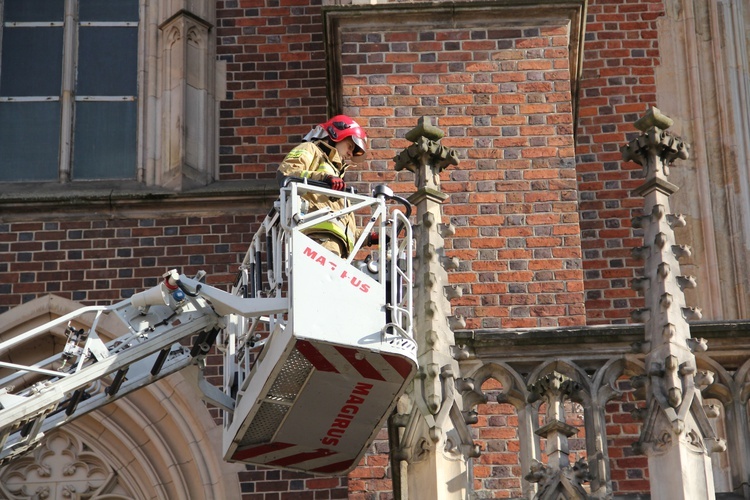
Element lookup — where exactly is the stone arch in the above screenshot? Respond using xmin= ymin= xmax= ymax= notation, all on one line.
xmin=461 ymin=361 xmax=528 ymax=409
xmin=460 ymin=361 xmax=539 ymax=499
xmin=527 ymin=358 xmax=592 ymax=392
xmin=0 ymin=295 xmax=243 ymax=499
xmin=696 ymin=354 xmax=736 ymax=404
xmin=701 ymin=355 xmax=750 ymax=492
xmin=591 ymin=356 xmax=647 ymax=406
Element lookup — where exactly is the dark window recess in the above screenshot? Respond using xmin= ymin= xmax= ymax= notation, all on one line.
xmin=3 ymin=0 xmax=64 ymax=23
xmin=0 ymin=0 xmax=139 ymax=183
xmin=79 ymin=0 xmax=138 ymax=22
xmin=73 ymin=101 xmax=137 ymax=180
xmin=77 ymin=26 xmax=138 ymax=96
xmin=0 ymin=27 xmax=63 ymax=97
xmin=0 ymin=101 xmax=61 ymax=181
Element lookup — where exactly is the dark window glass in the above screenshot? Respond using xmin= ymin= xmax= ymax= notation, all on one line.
xmin=0 ymin=1 xmax=139 ymax=183
xmin=76 ymin=26 xmax=137 ymax=96
xmin=0 ymin=27 xmax=63 ymax=97
xmin=79 ymin=0 xmax=138 ymax=22
xmin=72 ymin=101 xmax=136 ymax=179
xmin=0 ymin=101 xmax=61 ymax=181
xmin=3 ymin=0 xmax=64 ymax=22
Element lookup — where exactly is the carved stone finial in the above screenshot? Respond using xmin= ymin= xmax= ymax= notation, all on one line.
xmin=391 ymin=118 xmax=476 ymax=497
xmin=393 ymin=116 xmax=458 ymax=179
xmin=527 ymin=371 xmax=584 ymax=476
xmin=634 ymin=106 xmax=674 ymax=131
xmin=621 ymin=108 xmax=688 ymax=190
xmin=405 ymin=116 xmax=445 ymax=142
xmin=624 ymin=109 xmax=720 ymax=499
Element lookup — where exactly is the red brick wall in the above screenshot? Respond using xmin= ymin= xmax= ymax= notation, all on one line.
xmin=218 ymin=1 xmax=587 ymax=329
xmin=0 ymin=213 xmax=263 ymax=312
xmin=336 ymin=19 xmax=585 ymax=330
xmin=216 ymin=0 xmax=329 ymax=181
xmin=575 ymin=0 xmax=664 ymax=324
xmin=238 ymin=468 xmax=349 ymax=499
xmin=0 ymin=0 xmax=665 ymax=497
xmin=606 ymin=379 xmax=649 ymax=493
xmin=472 ymin=379 xmax=525 ymax=497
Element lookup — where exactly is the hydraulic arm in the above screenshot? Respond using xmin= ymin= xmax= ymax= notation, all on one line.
xmin=0 ymin=181 xmax=416 ymax=475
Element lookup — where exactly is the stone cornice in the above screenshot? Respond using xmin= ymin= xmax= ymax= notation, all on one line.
xmin=455 ymin=320 xmax=750 ymax=369
xmin=0 ymin=179 xmax=279 ymax=221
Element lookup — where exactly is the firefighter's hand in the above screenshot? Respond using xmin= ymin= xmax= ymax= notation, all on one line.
xmin=323 ymin=175 xmax=346 ymax=191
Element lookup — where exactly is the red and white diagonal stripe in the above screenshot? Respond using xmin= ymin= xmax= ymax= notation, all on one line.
xmin=295 ymin=339 xmax=413 ymax=383
xmin=231 ymin=441 xmax=357 ymax=474
xmin=228 ymin=338 xmax=416 ymax=475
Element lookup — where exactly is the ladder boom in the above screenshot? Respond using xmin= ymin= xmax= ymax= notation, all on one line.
xmin=0 ymin=182 xmax=416 ymax=475
xmin=0 ymin=292 xmax=222 ymax=463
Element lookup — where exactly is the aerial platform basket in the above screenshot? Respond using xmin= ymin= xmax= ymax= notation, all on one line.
xmin=0 ymin=181 xmax=414 ymax=471
xmin=222 ymin=182 xmax=416 ymax=475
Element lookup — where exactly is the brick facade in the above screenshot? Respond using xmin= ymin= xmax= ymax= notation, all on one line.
xmin=1 ymin=212 xmax=265 ymax=311
xmin=337 ymin=20 xmax=585 ymax=330
xmin=575 ymin=0 xmax=663 ymax=324
xmin=216 ymin=0 xmax=329 ymax=181
xmin=0 ymin=0 xmax=672 ymax=497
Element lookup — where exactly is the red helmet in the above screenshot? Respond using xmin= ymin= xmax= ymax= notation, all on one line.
xmin=305 ymin=115 xmax=368 ymax=156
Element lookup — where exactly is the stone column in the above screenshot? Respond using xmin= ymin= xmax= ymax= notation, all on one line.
xmin=156 ymin=4 xmax=219 ymax=190
xmin=622 ymin=107 xmax=726 ymax=499
xmin=390 ymin=117 xmax=479 ymax=500
xmin=525 ymin=372 xmax=591 ymax=499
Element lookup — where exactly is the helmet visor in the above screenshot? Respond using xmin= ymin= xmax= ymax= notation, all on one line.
xmin=351 ymin=135 xmax=367 ymax=156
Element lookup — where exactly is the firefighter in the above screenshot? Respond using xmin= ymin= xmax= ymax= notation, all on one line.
xmin=277 ymin=115 xmax=373 ymax=257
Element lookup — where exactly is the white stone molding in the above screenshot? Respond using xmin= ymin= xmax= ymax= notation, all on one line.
xmin=153 ymin=5 xmax=219 ymax=190
xmin=134 ymin=0 xmax=220 ymax=189
xmin=0 ymin=429 xmax=132 ymax=499
xmin=458 ymin=361 xmax=539 ymax=499
xmin=459 ymin=357 xmax=649 ymax=499
xmin=459 ymin=356 xmax=656 ymax=499
xmin=698 ymin=354 xmax=750 ymax=497
xmin=456 ymin=320 xmax=750 ymax=498
xmin=588 ymin=357 xmax=647 ymax=498
xmin=656 ymin=0 xmax=750 ymax=319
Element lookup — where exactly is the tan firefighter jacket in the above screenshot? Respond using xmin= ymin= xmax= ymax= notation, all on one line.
xmin=277 ymin=140 xmax=361 ymax=255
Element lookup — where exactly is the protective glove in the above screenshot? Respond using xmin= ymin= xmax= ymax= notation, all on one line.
xmin=323 ymin=175 xmax=346 ymax=191
xmin=366 ymin=231 xmax=390 ymax=247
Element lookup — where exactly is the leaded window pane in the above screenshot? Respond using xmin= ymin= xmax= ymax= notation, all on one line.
xmin=3 ymin=0 xmax=64 ymax=23
xmin=79 ymin=0 xmax=138 ymax=22
xmin=0 ymin=0 xmax=140 ymax=183
xmin=0 ymin=27 xmax=63 ymax=97
xmin=72 ymin=101 xmax=136 ymax=180
xmin=76 ymin=26 xmax=137 ymax=96
xmin=0 ymin=101 xmax=61 ymax=181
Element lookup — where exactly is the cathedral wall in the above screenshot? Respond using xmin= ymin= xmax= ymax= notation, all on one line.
xmin=3 ymin=0 xmax=747 ymax=497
